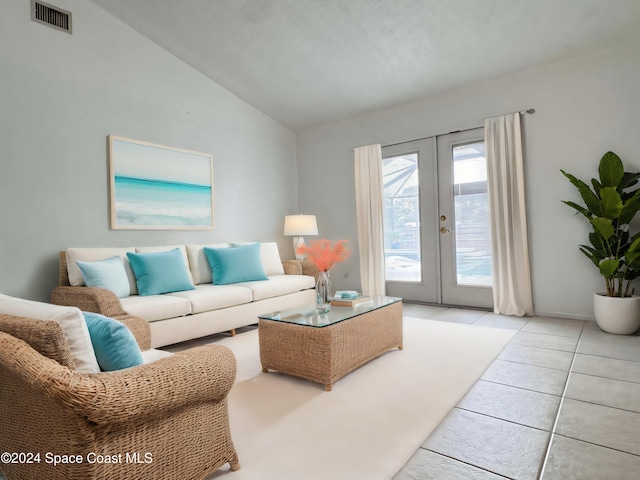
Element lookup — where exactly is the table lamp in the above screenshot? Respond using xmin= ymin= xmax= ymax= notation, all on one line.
xmin=284 ymin=214 xmax=318 ymax=260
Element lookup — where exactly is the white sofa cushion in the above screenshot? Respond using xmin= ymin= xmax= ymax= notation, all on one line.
xmin=135 ymin=245 xmax=194 ymax=285
xmin=260 ymin=242 xmax=286 ymax=276
xmin=0 ymin=294 xmax=100 ymax=374
xmin=67 ymin=247 xmax=138 ymax=295
xmin=239 ymin=275 xmax=315 ymax=301
xmin=119 ymin=295 xmax=192 ymax=322
xmin=167 ymin=284 xmax=254 ymax=314
xmin=141 ymin=348 xmax=173 ymax=364
xmin=185 ymin=243 xmax=230 ymax=284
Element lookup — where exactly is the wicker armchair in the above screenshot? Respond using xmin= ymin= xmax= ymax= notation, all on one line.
xmin=0 ymin=313 xmax=240 ymax=480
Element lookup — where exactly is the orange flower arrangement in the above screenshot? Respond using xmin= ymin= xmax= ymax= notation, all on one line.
xmin=296 ymin=239 xmax=350 ymax=272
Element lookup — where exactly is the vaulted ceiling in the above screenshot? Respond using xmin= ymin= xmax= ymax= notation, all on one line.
xmin=91 ymin=0 xmax=640 ymax=132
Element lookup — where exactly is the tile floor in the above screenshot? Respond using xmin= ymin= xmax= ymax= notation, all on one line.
xmin=394 ymin=303 xmax=640 ymax=480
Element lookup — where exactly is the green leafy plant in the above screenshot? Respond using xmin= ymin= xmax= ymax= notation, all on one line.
xmin=561 ymin=151 xmax=640 ymax=297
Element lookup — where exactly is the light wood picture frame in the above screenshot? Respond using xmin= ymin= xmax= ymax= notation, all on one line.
xmin=108 ymin=135 xmax=214 ymax=230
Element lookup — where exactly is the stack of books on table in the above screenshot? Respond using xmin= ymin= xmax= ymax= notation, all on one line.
xmin=330 ymin=291 xmax=372 ymax=307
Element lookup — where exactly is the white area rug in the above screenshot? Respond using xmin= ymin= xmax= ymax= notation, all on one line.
xmin=207 ymin=317 xmax=515 ymax=480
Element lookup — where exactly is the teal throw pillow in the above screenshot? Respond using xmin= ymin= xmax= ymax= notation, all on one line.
xmin=82 ymin=312 xmax=144 ymax=371
xmin=126 ymin=248 xmax=195 ymax=296
xmin=77 ymin=256 xmax=131 ymax=298
xmin=204 ymin=243 xmax=268 ymax=285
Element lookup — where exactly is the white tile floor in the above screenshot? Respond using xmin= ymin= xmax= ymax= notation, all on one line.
xmin=395 ymin=303 xmax=640 ymax=480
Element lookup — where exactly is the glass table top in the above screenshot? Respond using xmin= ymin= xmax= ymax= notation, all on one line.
xmin=258 ymin=296 xmax=401 ymax=328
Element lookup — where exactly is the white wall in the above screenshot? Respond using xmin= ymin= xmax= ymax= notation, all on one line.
xmin=297 ymin=41 xmax=640 ymax=320
xmin=0 ymin=0 xmax=298 ymax=301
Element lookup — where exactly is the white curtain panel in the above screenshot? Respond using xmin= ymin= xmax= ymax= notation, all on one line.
xmin=354 ymin=144 xmax=386 ymax=297
xmin=485 ymin=113 xmax=534 ymax=316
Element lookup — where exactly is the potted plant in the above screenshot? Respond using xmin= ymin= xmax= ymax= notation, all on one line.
xmin=561 ymin=151 xmax=640 ymax=334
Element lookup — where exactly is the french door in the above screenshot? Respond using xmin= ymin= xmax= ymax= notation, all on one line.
xmin=382 ymin=128 xmax=493 ymax=308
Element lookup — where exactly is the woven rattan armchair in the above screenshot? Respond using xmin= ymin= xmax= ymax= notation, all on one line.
xmin=0 ymin=313 xmax=240 ymax=480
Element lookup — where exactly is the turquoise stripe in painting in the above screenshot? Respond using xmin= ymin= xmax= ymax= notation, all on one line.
xmin=114 ymin=176 xmax=213 ymax=226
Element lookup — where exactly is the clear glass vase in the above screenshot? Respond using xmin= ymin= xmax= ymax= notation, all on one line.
xmin=316 ymin=270 xmax=332 ymax=313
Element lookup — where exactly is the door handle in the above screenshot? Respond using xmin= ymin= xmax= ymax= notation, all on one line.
xmin=440 ymin=227 xmax=449 ymax=234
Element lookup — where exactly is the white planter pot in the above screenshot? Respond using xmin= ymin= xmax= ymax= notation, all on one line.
xmin=593 ymin=293 xmax=640 ymax=335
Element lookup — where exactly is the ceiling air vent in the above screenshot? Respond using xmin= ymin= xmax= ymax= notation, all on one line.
xmin=31 ymin=0 xmax=72 ymax=34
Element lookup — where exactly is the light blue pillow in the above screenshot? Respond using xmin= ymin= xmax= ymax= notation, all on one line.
xmin=126 ymin=248 xmax=195 ymax=296
xmin=82 ymin=312 xmax=144 ymax=371
xmin=77 ymin=256 xmax=131 ymax=298
xmin=204 ymin=243 xmax=268 ymax=285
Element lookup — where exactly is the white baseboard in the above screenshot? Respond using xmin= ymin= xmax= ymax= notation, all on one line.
xmin=533 ymin=309 xmax=595 ymax=322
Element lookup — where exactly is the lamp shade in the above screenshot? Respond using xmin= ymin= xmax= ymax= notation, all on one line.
xmin=284 ymin=215 xmax=318 ymax=236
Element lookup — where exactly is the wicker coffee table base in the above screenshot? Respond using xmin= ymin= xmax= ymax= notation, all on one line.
xmin=259 ymin=301 xmax=403 ymax=391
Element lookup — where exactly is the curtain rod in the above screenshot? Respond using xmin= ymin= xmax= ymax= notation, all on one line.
xmin=351 ymin=108 xmax=535 ymax=151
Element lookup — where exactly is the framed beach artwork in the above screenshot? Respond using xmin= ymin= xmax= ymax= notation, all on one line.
xmin=108 ymin=135 xmax=214 ymax=230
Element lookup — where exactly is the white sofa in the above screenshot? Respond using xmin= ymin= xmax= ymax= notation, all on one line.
xmin=51 ymin=243 xmax=317 ymax=348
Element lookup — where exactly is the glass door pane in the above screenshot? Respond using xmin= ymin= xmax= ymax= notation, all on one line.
xmin=382 ymin=138 xmax=439 ymax=304
xmin=438 ymin=129 xmax=493 ymax=308
xmin=452 ymin=142 xmax=493 ymax=287
xmin=383 ymin=153 xmax=421 ymax=282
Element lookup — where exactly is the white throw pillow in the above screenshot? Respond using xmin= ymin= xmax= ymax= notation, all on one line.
xmin=67 ymin=247 xmax=138 ymax=295
xmin=0 ymin=294 xmax=100 ymax=373
xmin=261 ymin=242 xmax=286 ymax=276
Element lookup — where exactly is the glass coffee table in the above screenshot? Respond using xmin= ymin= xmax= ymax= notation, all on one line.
xmin=258 ymin=296 xmax=403 ymax=391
